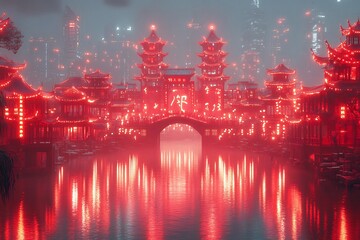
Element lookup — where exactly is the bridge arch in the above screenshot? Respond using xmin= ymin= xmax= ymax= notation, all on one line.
xmin=146 ymin=116 xmax=208 ymax=138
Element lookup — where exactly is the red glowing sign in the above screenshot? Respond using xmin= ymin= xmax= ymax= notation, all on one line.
xmin=203 ymin=86 xmax=222 ymax=112
xmin=168 ymin=89 xmax=191 ymax=114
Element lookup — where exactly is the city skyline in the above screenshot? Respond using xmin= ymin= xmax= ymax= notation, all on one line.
xmin=1 ymin=0 xmax=360 ymax=86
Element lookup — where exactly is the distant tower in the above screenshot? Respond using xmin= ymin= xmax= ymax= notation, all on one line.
xmin=307 ymin=10 xmax=327 ymax=55
xmin=135 ymin=25 xmax=168 ymax=113
xmin=240 ymin=0 xmax=267 ymax=83
xmin=63 ymin=5 xmax=80 ymax=77
xmin=185 ymin=20 xmax=201 ymax=68
xmin=271 ymin=17 xmax=290 ymax=66
xmin=27 ymin=37 xmax=61 ymax=89
xmin=198 ymin=26 xmax=229 ymax=115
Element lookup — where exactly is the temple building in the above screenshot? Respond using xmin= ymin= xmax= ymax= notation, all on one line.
xmin=135 ymin=25 xmax=168 ymax=114
xmin=262 ymin=63 xmax=298 ymax=140
xmin=198 ymin=26 xmax=230 ymax=116
xmin=291 ymin=19 xmax=360 ymax=149
xmin=83 ymin=70 xmax=112 ymax=120
xmin=162 ymin=68 xmax=195 ymax=114
xmin=53 ymin=86 xmax=91 ymax=141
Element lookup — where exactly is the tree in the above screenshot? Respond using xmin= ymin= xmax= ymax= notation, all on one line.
xmin=0 ymin=149 xmax=15 ymax=201
xmin=0 ymin=13 xmax=23 ymax=54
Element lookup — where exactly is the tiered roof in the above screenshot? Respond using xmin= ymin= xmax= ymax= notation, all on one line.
xmin=136 ymin=26 xmax=168 ymax=81
xmin=55 ymin=86 xmax=87 ymax=102
xmin=198 ymin=27 xmax=229 ymax=82
xmin=0 ymin=74 xmax=39 ymax=98
xmin=312 ymin=19 xmax=360 ymax=67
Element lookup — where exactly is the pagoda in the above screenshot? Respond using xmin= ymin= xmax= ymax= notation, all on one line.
xmin=135 ymin=25 xmax=168 ymax=114
xmin=262 ymin=63 xmax=298 ymax=140
xmin=198 ymin=26 xmax=229 ymax=116
xmin=84 ymin=70 xmax=112 ymax=119
xmin=298 ymin=19 xmax=360 ymax=148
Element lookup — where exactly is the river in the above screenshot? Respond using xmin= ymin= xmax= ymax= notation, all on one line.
xmin=1 ymin=139 xmax=360 ymax=239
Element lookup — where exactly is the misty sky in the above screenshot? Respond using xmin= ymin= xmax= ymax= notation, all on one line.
xmin=2 ymin=0 xmax=360 ymax=85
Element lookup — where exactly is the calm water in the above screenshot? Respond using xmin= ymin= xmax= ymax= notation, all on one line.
xmin=1 ymin=140 xmax=360 ymax=240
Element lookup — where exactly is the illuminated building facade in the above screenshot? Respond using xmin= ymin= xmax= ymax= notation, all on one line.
xmin=135 ymin=26 xmax=168 ymax=114
xmin=83 ymin=70 xmax=112 ymax=119
xmin=54 ymin=87 xmax=91 ymax=141
xmin=291 ymin=20 xmax=360 ymax=148
xmin=63 ymin=5 xmax=80 ymax=77
xmin=162 ymin=68 xmax=195 ymax=114
xmin=0 ymin=57 xmax=46 ymax=144
xmin=198 ymin=26 xmax=229 ymax=116
xmin=262 ymin=64 xmax=298 ymax=140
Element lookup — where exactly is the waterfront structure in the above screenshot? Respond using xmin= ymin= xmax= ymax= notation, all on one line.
xmin=135 ymin=26 xmax=168 ymax=114
xmin=54 ymin=86 xmax=91 ymax=141
xmin=290 ymin=19 xmax=360 ymax=149
xmin=0 ymin=57 xmax=45 ymax=144
xmin=198 ymin=26 xmax=230 ymax=116
xmin=262 ymin=64 xmax=298 ymax=140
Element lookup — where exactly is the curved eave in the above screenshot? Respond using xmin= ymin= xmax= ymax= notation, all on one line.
xmin=198 ymin=62 xmax=227 ymax=68
xmin=311 ymin=49 xmax=329 ymax=66
xmin=265 ymin=81 xmax=295 ymax=87
xmin=327 ymin=41 xmax=360 ymax=65
xmin=340 ymin=19 xmax=360 ymax=36
xmin=266 ymin=64 xmax=295 ymax=75
xmin=138 ymin=52 xmax=168 ymax=58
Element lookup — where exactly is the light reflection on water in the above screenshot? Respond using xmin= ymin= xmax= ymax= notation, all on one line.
xmin=1 ymin=140 xmax=360 ymax=239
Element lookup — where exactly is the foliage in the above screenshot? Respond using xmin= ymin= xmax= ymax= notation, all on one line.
xmin=0 ymin=15 xmax=23 ymax=54
xmin=0 ymin=150 xmax=16 ymax=201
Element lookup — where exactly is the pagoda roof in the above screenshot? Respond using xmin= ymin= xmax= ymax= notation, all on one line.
xmin=138 ymin=52 xmax=167 ymax=58
xmin=143 ymin=29 xmax=165 ymax=44
xmin=54 ymin=76 xmax=88 ymax=89
xmin=57 ymin=86 xmax=87 ymax=101
xmin=198 ymin=51 xmax=227 ymax=57
xmin=265 ymin=79 xmax=295 ymax=87
xmin=84 ymin=70 xmax=110 ymax=80
xmin=162 ymin=68 xmax=195 ymax=76
xmin=137 ymin=62 xmax=168 ymax=69
xmin=197 ymin=75 xmax=230 ymax=82
xmin=0 ymin=57 xmax=26 ymax=70
xmin=261 ymin=94 xmax=296 ymax=101
xmin=0 ymin=74 xmax=38 ymax=96
xmin=311 ymin=49 xmax=329 ymax=66
xmin=200 ymin=29 xmax=223 ymax=44
xmin=266 ymin=64 xmax=295 ymax=75
xmin=198 ymin=61 xmax=227 ymax=68
xmin=302 ymin=84 xmax=326 ymax=96
xmin=340 ymin=19 xmax=360 ymax=36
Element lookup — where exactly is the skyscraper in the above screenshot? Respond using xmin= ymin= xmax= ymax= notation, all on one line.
xmin=63 ymin=5 xmax=80 ymax=77
xmin=239 ymin=0 xmax=267 ymax=83
xmin=270 ymin=17 xmax=290 ymax=66
xmin=27 ymin=37 xmax=61 ymax=89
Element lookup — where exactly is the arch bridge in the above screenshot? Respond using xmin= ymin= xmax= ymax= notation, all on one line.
xmin=115 ymin=115 xmax=240 ymax=147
